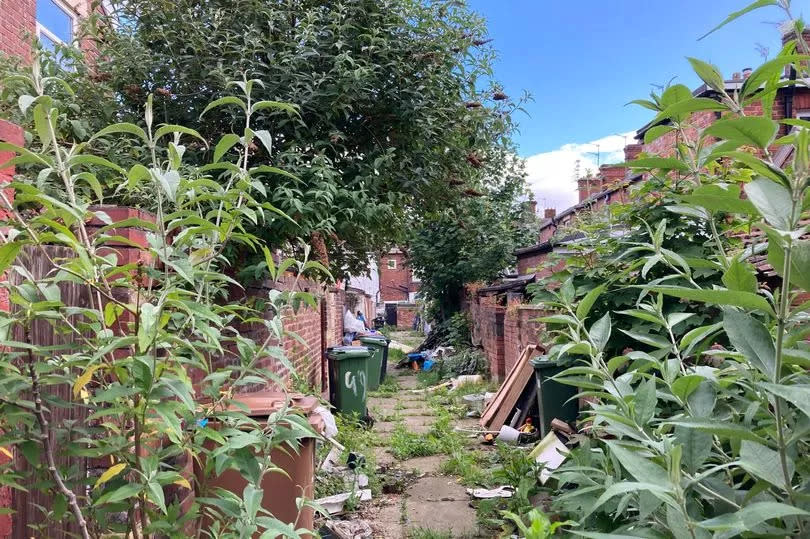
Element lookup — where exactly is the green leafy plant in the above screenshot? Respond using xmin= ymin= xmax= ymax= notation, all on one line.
xmin=501 ymin=508 xmax=575 ymax=539
xmin=9 ymin=0 xmax=529 ymax=276
xmin=535 ymin=4 xmax=810 ymax=536
xmin=0 ymin=62 xmax=330 ymax=538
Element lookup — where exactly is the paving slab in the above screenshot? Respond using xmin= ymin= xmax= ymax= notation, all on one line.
xmin=397 ymin=377 xmax=421 ymax=390
xmin=400 ymin=455 xmax=444 ymax=475
xmin=364 ymin=497 xmax=403 ymax=538
xmin=373 ymin=446 xmax=397 ymax=467
xmin=404 ymin=477 xmax=478 ymax=536
xmin=396 ymin=407 xmax=434 ymax=417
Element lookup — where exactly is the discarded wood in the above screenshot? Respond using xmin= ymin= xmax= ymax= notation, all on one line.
xmin=480 ymin=345 xmax=539 ymax=431
xmin=516 ymin=381 xmax=538 ymax=427
xmin=551 ymin=418 xmax=575 ymax=435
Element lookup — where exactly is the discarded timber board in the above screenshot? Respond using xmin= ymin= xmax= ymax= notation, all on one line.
xmin=479 ymin=344 xmax=535 ymax=427
xmin=480 ymin=345 xmax=538 ymax=431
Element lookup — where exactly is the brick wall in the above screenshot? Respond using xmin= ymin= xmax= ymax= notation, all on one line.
xmin=379 ymin=250 xmax=420 ymax=302
xmin=504 ymin=298 xmax=545 ymax=374
xmin=0 ymin=0 xmax=36 ymax=61
xmin=396 ymin=303 xmax=418 ymax=329
xmin=469 ymin=294 xmax=506 ymax=380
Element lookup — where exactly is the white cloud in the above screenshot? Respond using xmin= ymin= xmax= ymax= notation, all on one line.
xmin=524 ymin=131 xmax=635 ymax=211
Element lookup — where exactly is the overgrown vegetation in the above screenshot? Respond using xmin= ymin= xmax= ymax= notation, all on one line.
xmin=2 ymin=0 xmax=529 ymax=277
xmin=528 ymin=3 xmax=810 ymax=536
xmin=0 ymin=64 xmax=329 ymax=537
xmin=388 ymin=409 xmax=465 ymax=460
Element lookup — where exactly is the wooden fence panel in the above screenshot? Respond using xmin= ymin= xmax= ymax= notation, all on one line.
xmin=11 ymin=246 xmax=91 ymax=539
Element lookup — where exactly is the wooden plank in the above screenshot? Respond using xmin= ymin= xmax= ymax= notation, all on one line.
xmin=480 ymin=345 xmax=533 ymax=425
xmin=480 ymin=345 xmax=539 ymax=430
xmin=481 ymin=344 xmax=534 ymax=419
xmin=485 ymin=360 xmax=534 ymax=431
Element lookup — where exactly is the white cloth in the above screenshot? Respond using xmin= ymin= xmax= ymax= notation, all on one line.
xmin=343 ymin=309 xmax=366 ymax=333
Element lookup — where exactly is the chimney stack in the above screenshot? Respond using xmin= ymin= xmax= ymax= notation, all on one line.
xmin=742 ymin=67 xmax=753 ymax=78
xmin=624 ymin=143 xmax=642 ymax=163
xmin=600 ymin=164 xmax=626 ymax=188
xmin=544 ymin=208 xmax=556 ymax=219
xmin=781 ymin=21 xmax=810 ymax=75
xmin=528 ymin=199 xmax=537 ymax=215
xmin=578 ymin=176 xmax=603 ymax=203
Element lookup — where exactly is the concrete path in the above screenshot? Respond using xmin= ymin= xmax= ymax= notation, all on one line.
xmin=362 ymin=367 xmax=482 ymax=538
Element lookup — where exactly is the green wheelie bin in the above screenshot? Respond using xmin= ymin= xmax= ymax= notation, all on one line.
xmin=531 ymin=356 xmax=579 ymax=438
xmin=358 ymin=335 xmax=390 ymax=390
xmin=327 ymin=346 xmax=373 ymax=417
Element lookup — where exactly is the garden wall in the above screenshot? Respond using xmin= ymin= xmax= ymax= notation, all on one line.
xmin=396 ymin=303 xmax=418 ymax=329
xmin=504 ymin=297 xmax=546 ymax=374
xmin=468 ymin=291 xmax=545 ymax=381
xmin=469 ymin=294 xmax=506 ymax=380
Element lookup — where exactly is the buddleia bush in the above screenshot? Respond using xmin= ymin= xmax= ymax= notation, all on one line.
xmin=0 ymin=59 xmax=328 ymax=538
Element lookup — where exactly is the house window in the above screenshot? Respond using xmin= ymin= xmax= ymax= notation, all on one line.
xmin=36 ymin=0 xmax=76 ymax=52
xmin=797 ymin=110 xmax=810 ymax=123
xmin=386 ymin=259 xmax=397 ymax=270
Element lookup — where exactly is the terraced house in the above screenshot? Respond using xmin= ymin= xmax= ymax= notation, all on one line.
xmin=468 ymin=22 xmax=810 ymax=381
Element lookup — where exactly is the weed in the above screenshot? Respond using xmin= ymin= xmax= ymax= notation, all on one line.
xmin=369 ymin=374 xmax=401 ymax=397
xmin=389 ymin=425 xmax=440 ymax=460
xmin=388 ymin=347 xmax=406 ymax=365
xmin=388 ymin=409 xmax=466 ymax=460
xmin=440 ymin=449 xmax=492 ymax=487
xmin=313 ymin=471 xmax=347 ymax=499
xmin=407 ymin=528 xmax=453 ymax=539
xmin=416 ymin=368 xmax=441 ymax=388
xmin=333 ymin=414 xmax=383 ymax=497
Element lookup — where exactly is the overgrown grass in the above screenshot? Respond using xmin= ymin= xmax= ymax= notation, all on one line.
xmin=388 ymin=347 xmax=406 ymax=365
xmin=440 ymin=449 xmax=493 ymax=487
xmin=388 ymin=409 xmax=465 ymax=460
xmin=331 ymin=414 xmax=384 ymax=497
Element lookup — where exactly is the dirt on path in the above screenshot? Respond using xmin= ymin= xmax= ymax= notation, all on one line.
xmin=361 ymin=367 xmax=485 ymax=538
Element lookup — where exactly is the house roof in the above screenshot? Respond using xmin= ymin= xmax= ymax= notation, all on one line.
xmin=477 ymin=273 xmax=536 ymax=295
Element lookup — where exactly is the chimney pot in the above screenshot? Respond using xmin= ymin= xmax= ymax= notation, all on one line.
xmin=544 ymin=208 xmax=556 ymax=219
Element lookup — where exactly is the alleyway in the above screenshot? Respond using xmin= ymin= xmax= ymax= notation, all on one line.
xmin=362 ymin=365 xmax=483 ymax=538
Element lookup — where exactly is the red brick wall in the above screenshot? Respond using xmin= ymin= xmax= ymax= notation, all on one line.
xmin=504 ymin=299 xmax=545 ymax=374
xmin=0 ymin=0 xmax=36 ymax=61
xmin=469 ymin=294 xmax=506 ymax=380
xmin=396 ymin=303 xmax=417 ymax=329
xmin=379 ymin=251 xmax=420 ymax=302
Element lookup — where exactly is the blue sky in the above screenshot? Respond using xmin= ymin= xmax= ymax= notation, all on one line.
xmin=466 ymin=0 xmax=794 ymax=209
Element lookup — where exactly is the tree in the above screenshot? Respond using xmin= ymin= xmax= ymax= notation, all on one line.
xmin=407 ymin=151 xmax=537 ymax=320
xmin=51 ymin=0 xmax=524 ymax=275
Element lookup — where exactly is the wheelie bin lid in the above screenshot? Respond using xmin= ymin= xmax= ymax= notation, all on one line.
xmin=358 ymin=335 xmax=389 ymax=345
xmin=326 ymin=345 xmax=373 ymax=360
xmin=530 ymin=355 xmax=560 ymax=368
xmin=216 ymin=391 xmax=325 ymax=433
